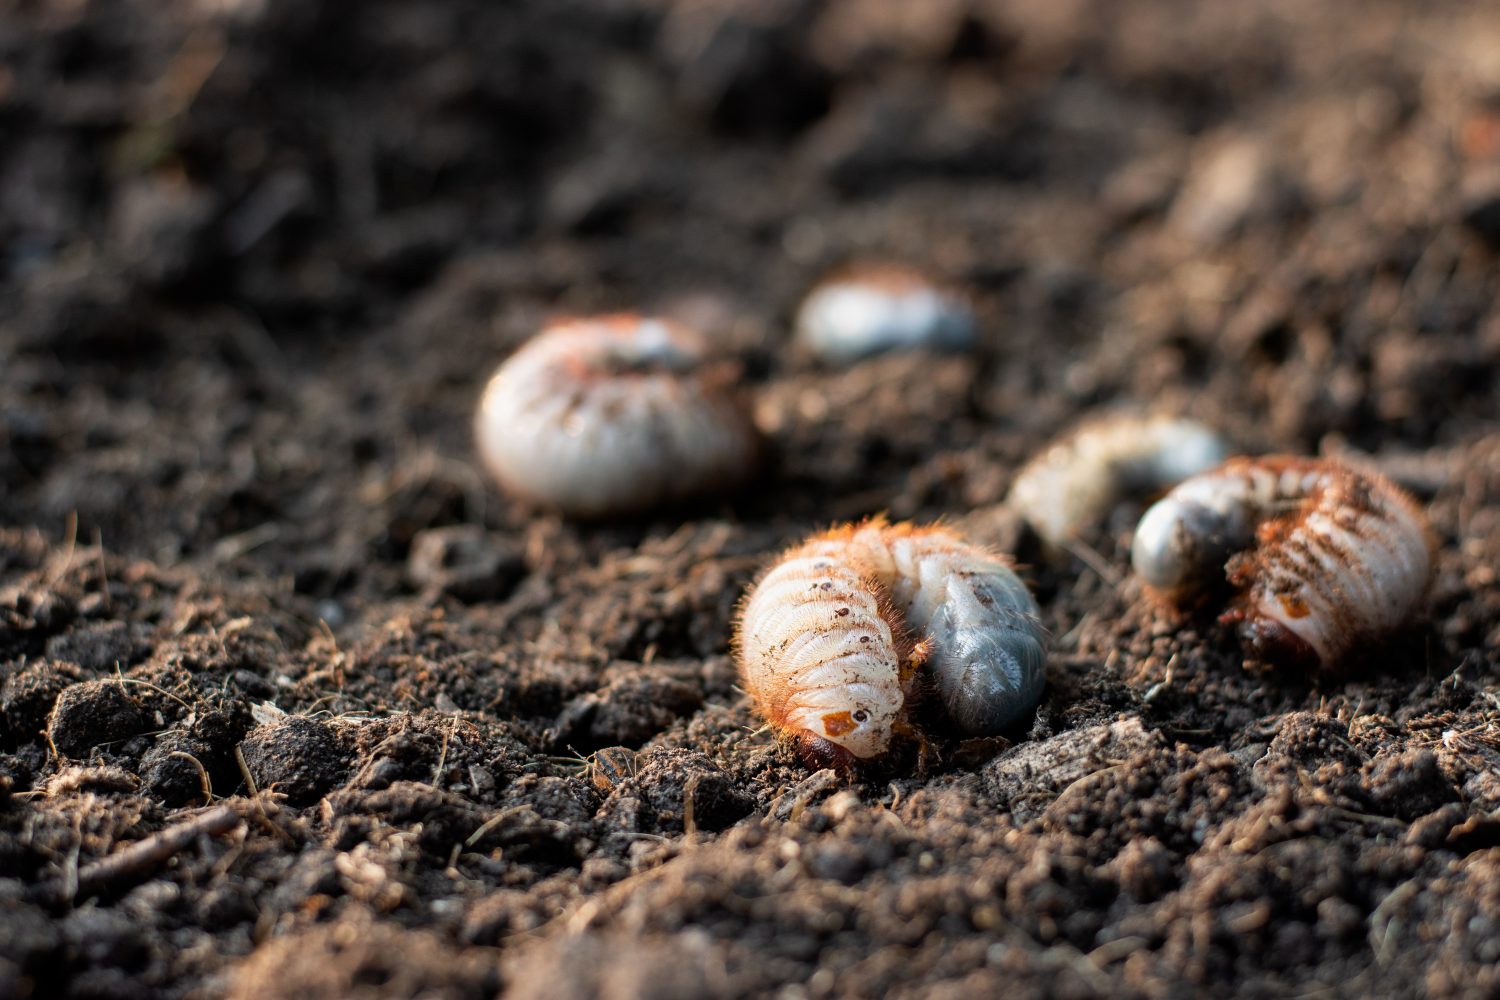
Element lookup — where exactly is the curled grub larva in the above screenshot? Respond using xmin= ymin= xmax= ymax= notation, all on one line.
xmin=1007 ymin=414 xmax=1229 ymax=548
xmin=737 ymin=530 xmax=908 ymax=770
xmin=735 ymin=519 xmax=1047 ymax=770
xmin=794 ymin=264 xmax=976 ymax=365
xmin=474 ymin=314 xmax=760 ymax=518
xmin=1131 ymin=456 xmax=1434 ymax=667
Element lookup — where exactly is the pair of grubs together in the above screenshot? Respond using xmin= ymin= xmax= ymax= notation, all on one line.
xmin=473 ymin=264 xmax=971 ymax=519
xmin=741 ymin=454 xmax=1433 ymax=770
xmin=1004 ymin=414 xmax=1433 ymax=668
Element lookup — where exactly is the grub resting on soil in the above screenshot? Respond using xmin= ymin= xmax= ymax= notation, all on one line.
xmin=1007 ymin=413 xmax=1230 ymax=549
xmin=474 ymin=314 xmax=760 ymax=518
xmin=794 ymin=262 xmax=977 ymax=365
xmin=736 ymin=519 xmax=1046 ymax=768
xmin=1132 ymin=456 xmax=1435 ymax=667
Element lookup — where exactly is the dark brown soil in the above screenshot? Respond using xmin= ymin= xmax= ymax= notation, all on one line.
xmin=4 ymin=1 xmax=1500 ymax=997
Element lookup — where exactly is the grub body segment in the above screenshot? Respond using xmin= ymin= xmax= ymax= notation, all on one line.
xmin=737 ymin=535 xmax=906 ymax=764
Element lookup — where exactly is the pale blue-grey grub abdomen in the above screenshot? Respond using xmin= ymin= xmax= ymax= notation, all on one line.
xmin=923 ymin=569 xmax=1047 ymax=737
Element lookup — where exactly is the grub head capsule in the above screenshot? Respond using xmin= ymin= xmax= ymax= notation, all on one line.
xmin=794 ymin=264 xmax=976 ymax=365
xmin=474 ymin=314 xmax=761 ymax=519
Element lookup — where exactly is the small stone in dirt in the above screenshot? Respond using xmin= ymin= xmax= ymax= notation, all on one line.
xmin=46 ymin=679 xmax=151 ymax=758
xmin=238 ymin=715 xmax=349 ymax=806
xmin=406 ymin=525 xmax=525 ymax=602
xmin=2 ymin=659 xmax=85 ymax=745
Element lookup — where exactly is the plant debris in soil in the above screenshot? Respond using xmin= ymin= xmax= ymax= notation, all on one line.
xmin=3 ymin=1 xmax=1500 ymax=998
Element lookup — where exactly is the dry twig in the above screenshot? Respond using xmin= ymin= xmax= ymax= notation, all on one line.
xmin=74 ymin=804 xmax=241 ymax=899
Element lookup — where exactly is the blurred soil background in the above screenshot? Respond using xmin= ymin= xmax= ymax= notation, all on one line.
xmin=4 ymin=0 xmax=1500 ymax=997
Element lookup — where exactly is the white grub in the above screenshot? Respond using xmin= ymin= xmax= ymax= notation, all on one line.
xmin=736 ymin=530 xmax=907 ymax=768
xmin=735 ymin=519 xmax=1046 ymax=770
xmin=794 ymin=263 xmax=976 ymax=365
xmin=1007 ymin=414 xmax=1230 ymax=549
xmin=1131 ymin=456 xmax=1434 ymax=667
xmin=474 ymin=314 xmax=760 ymax=518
